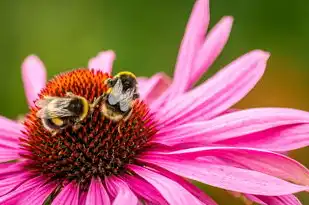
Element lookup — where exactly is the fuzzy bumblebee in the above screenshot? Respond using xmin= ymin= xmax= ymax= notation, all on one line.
xmin=101 ymin=71 xmax=140 ymax=122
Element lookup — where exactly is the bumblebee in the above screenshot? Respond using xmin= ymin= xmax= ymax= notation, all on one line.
xmin=35 ymin=92 xmax=90 ymax=133
xmin=101 ymin=71 xmax=139 ymax=122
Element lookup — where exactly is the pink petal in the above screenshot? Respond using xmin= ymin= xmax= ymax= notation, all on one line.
xmin=254 ymin=194 xmax=302 ymax=205
xmin=0 ymin=149 xmax=20 ymax=162
xmin=150 ymin=147 xmax=309 ymax=186
xmin=129 ymin=165 xmax=205 ymax=205
xmin=157 ymin=50 xmax=270 ymax=126
xmin=19 ymin=181 xmax=57 ymax=205
xmin=52 ymin=182 xmax=79 ymax=205
xmin=138 ymin=73 xmax=172 ymax=105
xmin=218 ymin=123 xmax=309 ymax=151
xmin=112 ymin=190 xmax=138 ymax=205
xmin=85 ymin=177 xmax=110 ymax=205
xmin=136 ymin=77 xmax=148 ymax=84
xmin=149 ymin=165 xmax=218 ymax=205
xmin=150 ymin=0 xmax=210 ymax=111
xmin=22 ymin=55 xmax=47 ymax=107
xmin=0 ymin=162 xmax=15 ymax=173
xmin=0 ymin=176 xmax=45 ymax=204
xmin=194 ymin=108 xmax=239 ymax=122
xmin=88 ymin=50 xmax=115 ymax=74
xmin=190 ymin=16 xmax=233 ymax=88
xmin=0 ymin=117 xmax=24 ymax=162
xmin=0 ymin=172 xmax=30 ymax=195
xmin=0 ymin=162 xmax=25 ymax=180
xmin=140 ymin=155 xmax=309 ymax=196
xmin=79 ymin=191 xmax=87 ymax=205
xmin=105 ymin=176 xmax=138 ymax=204
xmin=170 ymin=0 xmax=210 ymax=97
xmin=105 ymin=176 xmax=138 ymax=205
xmin=0 ymin=116 xmax=24 ymax=135
xmin=121 ymin=174 xmax=168 ymax=205
xmin=153 ymin=108 xmax=309 ymax=151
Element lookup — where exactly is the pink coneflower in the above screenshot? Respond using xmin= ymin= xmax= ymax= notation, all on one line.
xmin=1 ymin=0 xmax=309 ymax=204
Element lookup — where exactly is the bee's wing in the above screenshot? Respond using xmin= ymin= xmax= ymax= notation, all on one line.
xmin=35 ymin=96 xmax=58 ymax=108
xmin=119 ymin=88 xmax=134 ymax=112
xmin=36 ymin=97 xmax=75 ymax=119
xmin=108 ymin=79 xmax=123 ymax=105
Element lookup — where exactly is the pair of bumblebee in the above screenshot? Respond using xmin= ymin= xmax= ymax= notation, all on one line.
xmin=36 ymin=72 xmax=139 ymax=134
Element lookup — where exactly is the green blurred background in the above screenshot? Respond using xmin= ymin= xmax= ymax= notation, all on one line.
xmin=0 ymin=0 xmax=308 ymax=204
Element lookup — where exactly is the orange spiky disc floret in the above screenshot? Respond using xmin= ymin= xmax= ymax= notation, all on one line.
xmin=20 ymin=69 xmax=157 ymax=186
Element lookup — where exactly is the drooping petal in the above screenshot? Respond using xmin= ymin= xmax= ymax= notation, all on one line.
xmin=0 ymin=172 xmax=30 ymax=195
xmin=85 ymin=177 xmax=110 ymax=205
xmin=190 ymin=16 xmax=233 ymax=88
xmin=170 ymin=0 xmax=210 ymax=97
xmin=149 ymin=165 xmax=218 ymax=205
xmin=0 ymin=162 xmax=26 ymax=180
xmin=88 ymin=50 xmax=116 ymax=74
xmin=0 ymin=116 xmax=24 ymax=135
xmin=194 ymin=108 xmax=239 ymax=122
xmin=140 ymin=155 xmax=308 ymax=196
xmin=148 ymin=147 xmax=309 ymax=186
xmin=137 ymin=73 xmax=171 ymax=105
xmin=153 ymin=108 xmax=309 ymax=151
xmin=0 ymin=118 xmax=24 ymax=162
xmin=105 ymin=176 xmax=139 ymax=204
xmin=79 ymin=191 xmax=87 ymax=205
xmin=18 ymin=181 xmax=57 ymax=205
xmin=0 ymin=176 xmax=45 ymax=204
xmin=105 ymin=176 xmax=138 ymax=205
xmin=112 ymin=190 xmax=138 ymax=205
xmin=157 ymin=50 xmax=270 ymax=126
xmin=22 ymin=55 xmax=47 ymax=107
xmin=0 ymin=149 xmax=20 ymax=162
xmin=253 ymin=194 xmax=302 ymax=205
xmin=121 ymin=174 xmax=168 ymax=205
xmin=129 ymin=165 xmax=205 ymax=205
xmin=52 ymin=182 xmax=79 ymax=205
xmin=218 ymin=123 xmax=309 ymax=151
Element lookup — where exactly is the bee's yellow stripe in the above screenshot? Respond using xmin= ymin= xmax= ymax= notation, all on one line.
xmin=79 ymin=97 xmax=89 ymax=121
xmin=51 ymin=118 xmax=64 ymax=126
xmin=114 ymin=71 xmax=136 ymax=78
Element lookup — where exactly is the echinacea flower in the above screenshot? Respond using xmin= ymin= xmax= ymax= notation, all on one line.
xmin=1 ymin=0 xmax=309 ymax=204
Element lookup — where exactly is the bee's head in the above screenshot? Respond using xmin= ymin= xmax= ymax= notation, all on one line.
xmin=115 ymin=71 xmax=138 ymax=92
xmin=67 ymin=98 xmax=84 ymax=116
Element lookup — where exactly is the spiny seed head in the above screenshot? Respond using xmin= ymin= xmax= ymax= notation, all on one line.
xmin=20 ymin=69 xmax=157 ymax=187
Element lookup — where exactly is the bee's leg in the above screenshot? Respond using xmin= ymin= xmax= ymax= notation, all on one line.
xmin=73 ymin=123 xmax=82 ymax=131
xmin=51 ymin=130 xmax=59 ymax=137
xmin=123 ymin=109 xmax=133 ymax=122
xmin=118 ymin=121 xmax=124 ymax=135
xmin=118 ymin=110 xmax=132 ymax=134
xmin=93 ymin=95 xmax=104 ymax=106
xmin=90 ymin=94 xmax=105 ymax=112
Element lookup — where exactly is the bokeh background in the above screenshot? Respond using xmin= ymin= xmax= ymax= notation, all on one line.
xmin=0 ymin=0 xmax=308 ymax=204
